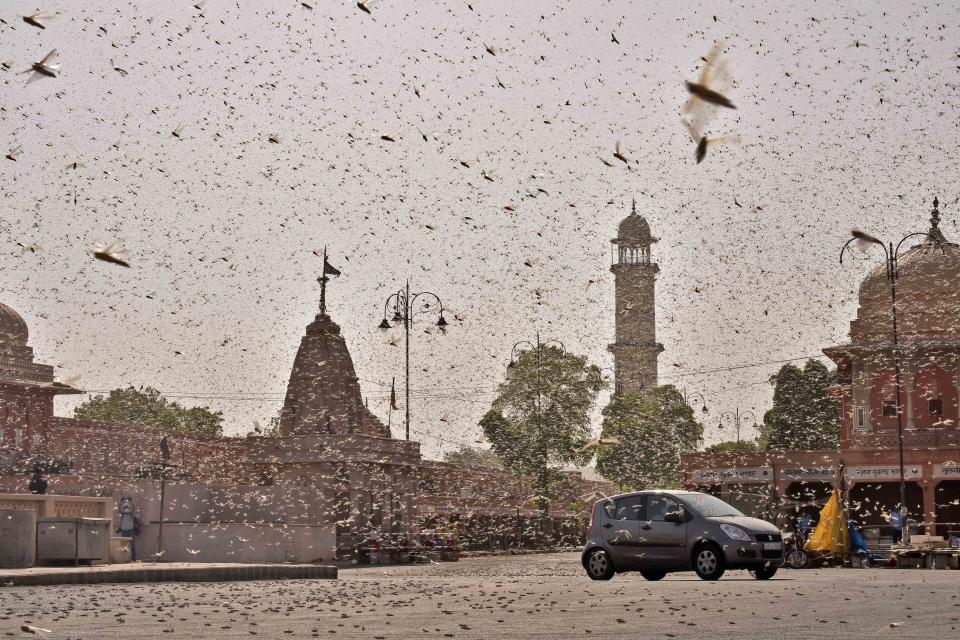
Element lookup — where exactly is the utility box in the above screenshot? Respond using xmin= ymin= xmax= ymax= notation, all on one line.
xmin=0 ymin=509 xmax=37 ymax=568
xmin=37 ymin=517 xmax=111 ymax=564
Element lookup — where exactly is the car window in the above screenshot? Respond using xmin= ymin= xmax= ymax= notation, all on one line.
xmin=647 ymin=495 xmax=679 ymax=521
xmin=681 ymin=494 xmax=744 ymax=518
xmin=602 ymin=499 xmax=617 ymax=519
xmin=609 ymin=495 xmax=645 ymax=520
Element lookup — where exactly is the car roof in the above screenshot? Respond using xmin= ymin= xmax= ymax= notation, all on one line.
xmin=596 ymin=489 xmax=703 ymax=502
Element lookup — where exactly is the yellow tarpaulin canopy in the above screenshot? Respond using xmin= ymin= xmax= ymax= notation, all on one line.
xmin=803 ymin=488 xmax=849 ymax=556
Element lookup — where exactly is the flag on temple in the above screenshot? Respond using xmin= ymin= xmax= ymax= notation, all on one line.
xmin=390 ymin=377 xmax=398 ymax=410
xmin=323 ymin=259 xmax=341 ymax=277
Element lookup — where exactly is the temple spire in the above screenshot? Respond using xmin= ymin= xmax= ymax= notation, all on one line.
xmin=631 ymin=197 xmax=636 ymax=216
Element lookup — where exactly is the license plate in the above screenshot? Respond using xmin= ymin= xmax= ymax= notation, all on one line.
xmin=762 ymin=542 xmax=782 ymax=551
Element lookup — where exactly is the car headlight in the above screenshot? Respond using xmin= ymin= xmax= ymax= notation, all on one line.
xmin=720 ymin=524 xmax=751 ymax=541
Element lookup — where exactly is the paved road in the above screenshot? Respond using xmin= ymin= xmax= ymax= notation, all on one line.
xmin=1 ymin=553 xmax=957 ymax=639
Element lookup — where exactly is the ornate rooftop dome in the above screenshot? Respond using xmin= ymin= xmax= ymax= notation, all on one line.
xmin=615 ymin=199 xmax=653 ymax=246
xmin=850 ymin=200 xmax=960 ymax=343
xmin=0 ymin=302 xmax=29 ymax=347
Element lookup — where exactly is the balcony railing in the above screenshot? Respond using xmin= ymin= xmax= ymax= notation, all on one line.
xmin=849 ymin=428 xmax=960 ymax=450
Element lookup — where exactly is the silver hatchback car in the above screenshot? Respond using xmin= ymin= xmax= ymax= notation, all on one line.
xmin=581 ymin=490 xmax=783 ymax=581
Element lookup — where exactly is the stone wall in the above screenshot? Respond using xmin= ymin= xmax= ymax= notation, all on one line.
xmin=45 ymin=417 xmax=260 ymax=484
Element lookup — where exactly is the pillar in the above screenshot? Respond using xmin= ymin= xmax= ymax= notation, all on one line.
xmin=953 ymin=364 xmax=960 ymax=426
xmin=903 ymin=365 xmax=915 ymax=429
xmin=922 ymin=463 xmax=937 ymax=533
xmin=861 ymin=359 xmax=872 ymax=430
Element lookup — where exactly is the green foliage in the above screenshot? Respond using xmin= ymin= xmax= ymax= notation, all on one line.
xmin=659 ymin=385 xmax=704 ymax=453
xmin=761 ymin=360 xmax=840 ymax=450
xmin=704 ymin=440 xmax=759 ymax=453
xmin=480 ymin=345 xmax=605 ymax=507
xmin=74 ymin=386 xmax=224 ymax=436
xmin=595 ymin=385 xmax=704 ymax=491
xmin=442 ymin=446 xmax=504 ymax=469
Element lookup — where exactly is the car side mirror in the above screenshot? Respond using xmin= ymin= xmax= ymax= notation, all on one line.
xmin=664 ymin=510 xmax=684 ymax=524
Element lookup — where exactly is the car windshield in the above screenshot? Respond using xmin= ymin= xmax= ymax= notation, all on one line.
xmin=681 ymin=494 xmax=744 ymax=518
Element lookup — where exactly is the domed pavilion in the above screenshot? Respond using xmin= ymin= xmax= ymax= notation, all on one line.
xmin=0 ymin=302 xmax=81 ymax=462
xmin=824 ymin=199 xmax=960 ymax=533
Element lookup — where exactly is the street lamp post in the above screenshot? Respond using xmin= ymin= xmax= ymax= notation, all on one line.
xmin=156 ymin=436 xmax=171 ymax=560
xmin=510 ymin=334 xmax=566 ymax=517
xmin=839 ymin=198 xmax=945 ymax=540
xmin=683 ymin=389 xmax=709 ymax=414
xmin=598 ymin=366 xmax=629 ymax=395
xmin=683 ymin=390 xmax=709 ymax=451
xmin=378 ymin=281 xmax=449 ymax=441
xmin=719 ymin=408 xmax=756 ymax=445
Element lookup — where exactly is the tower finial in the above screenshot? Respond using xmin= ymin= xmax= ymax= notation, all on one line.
xmin=929 ymin=196 xmax=946 ymax=243
xmin=631 ymin=197 xmax=636 ymax=216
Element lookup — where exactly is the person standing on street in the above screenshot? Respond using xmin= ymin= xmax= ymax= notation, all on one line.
xmin=888 ymin=508 xmax=903 ymax=545
xmin=118 ymin=497 xmax=142 ymax=561
xmin=28 ymin=470 xmax=48 ymax=494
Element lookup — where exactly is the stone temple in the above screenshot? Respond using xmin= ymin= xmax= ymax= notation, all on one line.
xmin=248 ymin=277 xmax=421 ymax=537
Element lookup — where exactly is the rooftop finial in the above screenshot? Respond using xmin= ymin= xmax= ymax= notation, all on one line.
xmin=928 ymin=196 xmax=947 ymax=244
xmin=631 ymin=197 xmax=636 ymax=216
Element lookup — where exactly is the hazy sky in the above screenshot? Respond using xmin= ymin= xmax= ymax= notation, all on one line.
xmin=2 ymin=0 xmax=958 ymax=458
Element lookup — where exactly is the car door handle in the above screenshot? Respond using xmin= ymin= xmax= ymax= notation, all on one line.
xmin=641 ymin=524 xmax=652 ymax=530
xmin=602 ymin=523 xmax=612 ymax=529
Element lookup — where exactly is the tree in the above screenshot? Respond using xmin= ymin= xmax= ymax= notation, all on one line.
xmin=74 ymin=386 xmax=224 ymax=436
xmin=762 ymin=359 xmax=840 ymax=450
xmin=480 ymin=345 xmax=605 ymax=514
xmin=442 ymin=446 xmax=504 ymax=469
xmin=594 ymin=385 xmax=704 ymax=491
xmin=704 ymin=440 xmax=759 ymax=453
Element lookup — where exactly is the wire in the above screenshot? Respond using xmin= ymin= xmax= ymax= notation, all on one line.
xmin=71 ymin=355 xmax=827 ymax=405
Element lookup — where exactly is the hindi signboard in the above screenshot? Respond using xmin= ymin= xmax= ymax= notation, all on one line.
xmin=690 ymin=467 xmax=773 ymax=484
xmin=933 ymin=463 xmax=960 ymax=478
xmin=778 ymin=466 xmax=836 ymax=481
xmin=846 ymin=465 xmax=922 ymax=482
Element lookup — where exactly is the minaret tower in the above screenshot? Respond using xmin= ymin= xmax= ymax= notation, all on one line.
xmin=608 ymin=199 xmax=662 ymax=397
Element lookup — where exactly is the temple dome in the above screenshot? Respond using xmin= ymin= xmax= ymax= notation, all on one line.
xmin=850 ymin=212 xmax=960 ymax=343
xmin=0 ymin=302 xmax=29 ymax=351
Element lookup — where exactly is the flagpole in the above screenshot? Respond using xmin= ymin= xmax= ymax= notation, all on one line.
xmin=319 ymin=246 xmax=328 ymax=314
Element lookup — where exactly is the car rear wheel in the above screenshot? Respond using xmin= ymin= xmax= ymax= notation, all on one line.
xmin=585 ymin=549 xmax=614 ymax=581
xmin=640 ymin=569 xmax=666 ymax=581
xmin=750 ymin=565 xmax=778 ymax=580
xmin=693 ymin=543 xmax=725 ymax=581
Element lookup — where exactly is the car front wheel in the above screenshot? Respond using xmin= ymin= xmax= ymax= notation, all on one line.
xmin=693 ymin=543 xmax=726 ymax=581
xmin=750 ymin=565 xmax=778 ymax=580
xmin=585 ymin=549 xmax=614 ymax=581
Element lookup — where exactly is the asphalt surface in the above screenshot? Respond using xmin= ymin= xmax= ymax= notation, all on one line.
xmin=1 ymin=552 xmax=957 ymax=639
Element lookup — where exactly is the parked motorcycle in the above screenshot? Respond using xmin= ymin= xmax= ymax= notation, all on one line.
xmin=781 ymin=526 xmax=810 ymax=569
